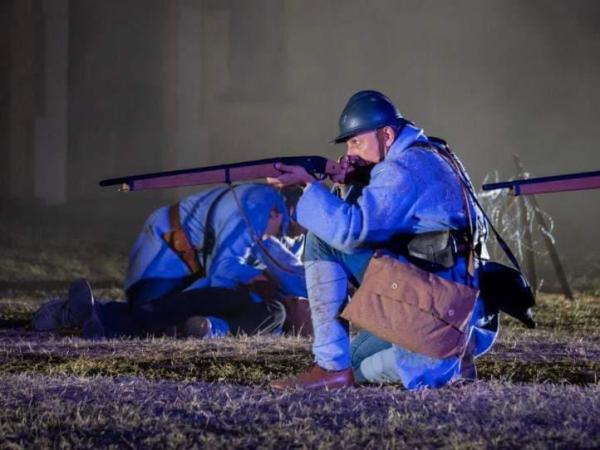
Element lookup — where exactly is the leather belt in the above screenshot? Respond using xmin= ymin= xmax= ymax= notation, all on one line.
xmin=163 ymin=203 xmax=204 ymax=276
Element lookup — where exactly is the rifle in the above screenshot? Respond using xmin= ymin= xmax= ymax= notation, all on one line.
xmin=99 ymin=156 xmax=343 ymax=192
xmin=482 ymin=170 xmax=600 ymax=196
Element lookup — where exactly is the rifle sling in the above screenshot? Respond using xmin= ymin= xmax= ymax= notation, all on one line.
xmin=420 ymin=139 xmax=525 ymax=274
xmin=201 ymin=187 xmax=233 ymax=270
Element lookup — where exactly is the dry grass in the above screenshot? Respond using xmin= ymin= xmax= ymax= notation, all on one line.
xmin=1 ymin=300 xmax=599 ymax=448
xmin=0 ymin=209 xmax=599 ymax=448
xmin=1 ymin=374 xmax=599 ymax=449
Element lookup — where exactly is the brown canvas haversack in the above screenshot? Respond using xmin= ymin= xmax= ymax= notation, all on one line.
xmin=341 ymin=254 xmax=478 ymax=359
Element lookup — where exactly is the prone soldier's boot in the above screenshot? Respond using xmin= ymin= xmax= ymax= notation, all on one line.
xmin=67 ymin=278 xmax=105 ymax=339
xmin=31 ymin=278 xmax=99 ymax=332
xmin=31 ymin=298 xmax=77 ymax=332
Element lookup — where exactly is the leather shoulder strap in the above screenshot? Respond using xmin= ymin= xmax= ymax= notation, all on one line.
xmin=416 ymin=139 xmax=524 ymax=273
xmin=201 ymin=187 xmax=233 ymax=269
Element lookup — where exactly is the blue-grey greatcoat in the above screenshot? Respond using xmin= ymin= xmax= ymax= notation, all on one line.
xmin=297 ymin=123 xmax=497 ymax=389
xmin=125 ymin=183 xmax=306 ymax=305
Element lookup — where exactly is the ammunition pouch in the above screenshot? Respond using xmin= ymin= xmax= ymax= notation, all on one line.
xmin=407 ymin=230 xmax=455 ymax=269
xmin=387 ymin=230 xmax=471 ymax=271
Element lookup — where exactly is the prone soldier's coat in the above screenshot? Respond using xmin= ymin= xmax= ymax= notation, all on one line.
xmin=125 ymin=183 xmax=306 ymax=304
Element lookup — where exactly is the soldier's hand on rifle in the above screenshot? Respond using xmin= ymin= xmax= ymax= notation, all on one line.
xmin=267 ymin=163 xmax=317 ymax=187
xmin=330 ymin=155 xmax=354 ymax=183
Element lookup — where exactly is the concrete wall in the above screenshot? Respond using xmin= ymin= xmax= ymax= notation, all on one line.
xmin=0 ymin=0 xmax=598 ymax=278
xmin=200 ymin=0 xmax=600 ymax=273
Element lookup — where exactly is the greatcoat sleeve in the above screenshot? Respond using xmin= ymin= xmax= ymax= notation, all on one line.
xmin=296 ymin=159 xmax=419 ymax=253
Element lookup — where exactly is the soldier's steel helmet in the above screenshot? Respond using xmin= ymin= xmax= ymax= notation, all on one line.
xmin=333 ymin=90 xmax=404 ymax=143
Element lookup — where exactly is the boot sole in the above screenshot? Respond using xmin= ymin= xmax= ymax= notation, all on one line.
xmin=68 ymin=278 xmax=94 ymax=325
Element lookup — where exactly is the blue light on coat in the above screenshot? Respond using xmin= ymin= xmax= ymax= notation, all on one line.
xmin=297 ymin=123 xmax=497 ymax=388
xmin=124 ymin=183 xmax=298 ymax=303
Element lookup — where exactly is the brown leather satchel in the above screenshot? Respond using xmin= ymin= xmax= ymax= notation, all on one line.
xmin=340 ymin=253 xmax=478 ymax=359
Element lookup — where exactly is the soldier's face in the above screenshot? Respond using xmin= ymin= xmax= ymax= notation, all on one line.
xmin=345 ymin=131 xmax=382 ymax=163
xmin=345 ymin=126 xmax=395 ymax=163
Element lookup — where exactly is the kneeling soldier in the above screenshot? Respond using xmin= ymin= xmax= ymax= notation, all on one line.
xmin=268 ymin=90 xmax=497 ymax=390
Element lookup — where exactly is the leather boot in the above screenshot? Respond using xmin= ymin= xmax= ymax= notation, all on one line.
xmin=31 ymin=278 xmax=96 ymax=332
xmin=270 ymin=364 xmax=355 ymax=390
xmin=31 ymin=298 xmax=74 ymax=332
xmin=68 ymin=278 xmax=95 ymax=325
xmin=67 ymin=279 xmax=105 ymax=340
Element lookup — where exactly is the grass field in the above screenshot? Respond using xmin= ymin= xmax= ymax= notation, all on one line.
xmin=0 ymin=209 xmax=599 ymax=449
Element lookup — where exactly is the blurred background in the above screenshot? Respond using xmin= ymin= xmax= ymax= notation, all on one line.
xmin=1 ymin=0 xmax=599 ymax=293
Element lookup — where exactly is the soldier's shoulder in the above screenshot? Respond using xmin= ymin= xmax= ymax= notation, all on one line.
xmin=389 ymin=142 xmax=445 ymax=169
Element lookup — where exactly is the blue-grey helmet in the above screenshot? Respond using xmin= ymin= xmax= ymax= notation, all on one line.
xmin=333 ymin=90 xmax=404 ymax=143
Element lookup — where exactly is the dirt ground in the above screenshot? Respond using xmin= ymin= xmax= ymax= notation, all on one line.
xmin=0 ymin=208 xmax=599 ymax=449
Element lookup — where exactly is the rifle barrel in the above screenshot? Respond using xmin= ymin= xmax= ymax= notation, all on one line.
xmin=99 ymin=156 xmax=338 ymax=192
xmin=482 ymin=170 xmax=600 ymax=196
